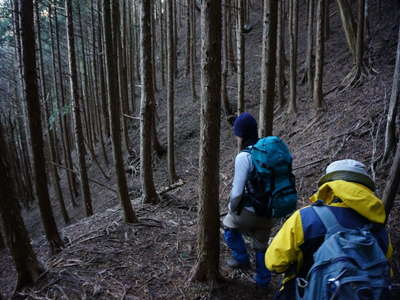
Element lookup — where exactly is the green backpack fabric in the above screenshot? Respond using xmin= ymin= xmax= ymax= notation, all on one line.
xmin=244 ymin=136 xmax=297 ymax=218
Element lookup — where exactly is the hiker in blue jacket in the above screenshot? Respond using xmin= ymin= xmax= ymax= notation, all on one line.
xmin=265 ymin=159 xmax=393 ymax=299
xmin=223 ymin=112 xmax=273 ymax=288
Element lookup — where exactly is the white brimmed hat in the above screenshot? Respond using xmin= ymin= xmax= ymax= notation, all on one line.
xmin=318 ymin=159 xmax=375 ymax=191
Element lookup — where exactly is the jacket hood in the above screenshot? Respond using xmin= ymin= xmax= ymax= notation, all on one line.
xmin=309 ymin=180 xmax=386 ymax=224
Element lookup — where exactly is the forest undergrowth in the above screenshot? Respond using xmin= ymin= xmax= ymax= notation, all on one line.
xmin=1 ymin=1 xmax=400 ymax=299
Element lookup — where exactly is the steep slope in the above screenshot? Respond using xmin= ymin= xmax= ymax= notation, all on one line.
xmin=1 ymin=1 xmax=400 ymax=299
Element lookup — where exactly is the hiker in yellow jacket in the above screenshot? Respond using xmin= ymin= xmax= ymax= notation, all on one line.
xmin=265 ymin=159 xmax=392 ymax=300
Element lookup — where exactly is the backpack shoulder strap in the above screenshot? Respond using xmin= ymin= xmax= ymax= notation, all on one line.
xmin=312 ymin=204 xmax=346 ymax=234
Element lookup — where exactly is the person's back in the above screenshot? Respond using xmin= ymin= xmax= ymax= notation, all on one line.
xmin=265 ymin=159 xmax=392 ymax=300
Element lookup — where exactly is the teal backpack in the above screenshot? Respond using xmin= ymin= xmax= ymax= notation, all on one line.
xmin=243 ymin=136 xmax=297 ymax=218
xmin=297 ymin=205 xmax=391 ymax=300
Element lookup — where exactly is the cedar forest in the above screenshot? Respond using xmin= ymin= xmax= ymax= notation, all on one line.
xmin=0 ymin=0 xmax=399 ymax=299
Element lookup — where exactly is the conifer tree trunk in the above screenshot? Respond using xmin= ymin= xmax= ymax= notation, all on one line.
xmin=303 ymin=0 xmax=315 ymax=94
xmin=336 ymin=0 xmax=356 ymax=60
xmin=0 ymin=125 xmax=44 ymax=292
xmin=103 ymin=0 xmax=137 ymax=223
xmin=54 ymin=4 xmax=79 ymax=205
xmin=276 ymin=0 xmax=286 ymax=106
xmin=221 ymin=0 xmax=233 ymax=121
xmin=21 ymin=0 xmax=64 ymax=255
xmin=166 ymin=0 xmax=178 ymax=184
xmin=190 ymin=0 xmax=221 ymax=283
xmin=160 ymin=1 xmax=166 ymax=86
xmin=383 ymin=143 xmax=400 ymax=219
xmin=259 ymin=0 xmax=278 ymax=138
xmin=140 ymin=0 xmax=159 ymax=205
xmin=65 ymin=0 xmax=93 ymax=217
xmin=384 ymin=24 xmax=400 ymax=159
xmin=97 ymin=4 xmax=111 ymax=139
xmin=313 ymin=0 xmax=325 ymax=109
xmin=288 ymin=0 xmax=298 ymax=114
xmin=237 ymin=0 xmax=245 ymax=114
xmin=35 ymin=0 xmax=70 ymax=225
xmin=190 ymin=0 xmax=198 ymax=101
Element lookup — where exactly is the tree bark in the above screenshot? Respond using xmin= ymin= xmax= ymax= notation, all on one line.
xmin=313 ymin=0 xmax=325 ymax=109
xmin=190 ymin=0 xmax=198 ymax=101
xmin=237 ymin=0 xmax=245 ymax=114
xmin=166 ymin=0 xmax=178 ymax=184
xmin=140 ymin=0 xmax=159 ymax=205
xmin=35 ymin=0 xmax=70 ymax=225
xmin=65 ymin=0 xmax=93 ymax=217
xmin=303 ymin=0 xmax=315 ymax=94
xmin=21 ymin=0 xmax=64 ymax=255
xmin=383 ymin=143 xmax=400 ymax=220
xmin=221 ymin=0 xmax=233 ymax=122
xmin=276 ymin=0 xmax=286 ymax=106
xmin=54 ymin=4 xmax=79 ymax=205
xmin=0 ymin=125 xmax=45 ymax=292
xmin=259 ymin=0 xmax=278 ymax=138
xmin=288 ymin=0 xmax=298 ymax=114
xmin=336 ymin=0 xmax=356 ymax=60
xmin=103 ymin=0 xmax=138 ymax=223
xmin=189 ymin=0 xmax=221 ymax=283
xmin=384 ymin=24 xmax=400 ymax=159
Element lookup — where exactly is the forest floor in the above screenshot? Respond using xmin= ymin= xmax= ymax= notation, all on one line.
xmin=1 ymin=1 xmax=400 ymax=299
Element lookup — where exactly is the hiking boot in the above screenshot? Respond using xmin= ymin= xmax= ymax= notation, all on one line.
xmin=226 ymin=257 xmax=250 ymax=269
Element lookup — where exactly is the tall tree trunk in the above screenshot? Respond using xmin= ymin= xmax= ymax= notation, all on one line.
xmin=259 ymin=0 xmax=278 ymax=138
xmin=54 ymin=4 xmax=80 ymax=204
xmin=288 ymin=0 xmax=298 ymax=114
xmin=237 ymin=0 xmax=245 ymax=114
xmin=313 ymin=0 xmax=325 ymax=109
xmin=140 ymin=0 xmax=159 ymax=205
xmin=103 ymin=0 xmax=138 ymax=223
xmin=384 ymin=24 xmax=400 ymax=159
xmin=336 ymin=0 xmax=356 ymax=60
xmin=97 ymin=4 xmax=111 ymax=138
xmin=21 ymin=0 xmax=64 ymax=255
xmin=166 ymin=0 xmax=178 ymax=184
xmin=35 ymin=0 xmax=70 ymax=225
xmin=190 ymin=0 xmax=198 ymax=101
xmin=303 ymin=0 xmax=315 ymax=95
xmin=276 ymin=0 xmax=286 ymax=106
xmin=0 ymin=125 xmax=44 ymax=292
xmin=383 ymin=143 xmax=400 ymax=219
xmin=189 ymin=0 xmax=221 ymax=283
xmin=221 ymin=0 xmax=233 ymax=122
xmin=65 ymin=0 xmax=93 ymax=217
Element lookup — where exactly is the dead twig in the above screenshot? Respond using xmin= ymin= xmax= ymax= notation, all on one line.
xmin=293 ymin=157 xmax=329 ymax=171
xmin=50 ymin=161 xmax=117 ymax=193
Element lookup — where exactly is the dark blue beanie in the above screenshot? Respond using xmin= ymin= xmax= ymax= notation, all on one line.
xmin=233 ymin=112 xmax=258 ymax=141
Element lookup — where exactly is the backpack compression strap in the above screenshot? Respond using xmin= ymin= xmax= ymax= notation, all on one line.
xmin=312 ymin=204 xmax=346 ymax=235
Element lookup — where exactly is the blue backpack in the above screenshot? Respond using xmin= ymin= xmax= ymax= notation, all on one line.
xmin=243 ymin=136 xmax=297 ymax=218
xmin=297 ymin=205 xmax=391 ymax=300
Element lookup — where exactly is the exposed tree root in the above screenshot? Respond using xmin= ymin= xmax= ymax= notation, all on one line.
xmin=340 ymin=62 xmax=378 ymax=91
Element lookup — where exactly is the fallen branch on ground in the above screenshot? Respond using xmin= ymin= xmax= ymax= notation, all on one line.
xmin=50 ymin=162 xmax=117 ymax=193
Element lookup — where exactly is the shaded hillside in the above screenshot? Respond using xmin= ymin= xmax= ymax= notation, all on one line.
xmin=1 ymin=0 xmax=400 ymax=299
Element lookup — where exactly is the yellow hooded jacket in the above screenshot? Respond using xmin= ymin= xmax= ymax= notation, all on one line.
xmin=265 ymin=180 xmax=392 ymax=284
